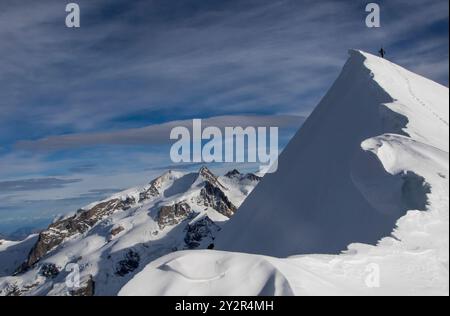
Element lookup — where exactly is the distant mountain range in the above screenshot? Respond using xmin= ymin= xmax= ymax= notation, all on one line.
xmin=0 ymin=166 xmax=260 ymax=296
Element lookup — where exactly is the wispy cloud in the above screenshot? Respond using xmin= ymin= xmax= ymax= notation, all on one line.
xmin=15 ymin=115 xmax=304 ymax=151
xmin=0 ymin=178 xmax=82 ymax=192
xmin=1 ymin=0 xmax=447 ymax=144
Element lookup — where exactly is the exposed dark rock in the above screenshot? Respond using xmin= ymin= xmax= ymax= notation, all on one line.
xmin=115 ymin=250 xmax=140 ymax=277
xmin=199 ymin=166 xmax=227 ymax=190
xmin=225 ymin=169 xmax=242 ymax=178
xmin=139 ymin=172 xmax=175 ymax=202
xmin=156 ymin=202 xmax=192 ymax=229
xmin=121 ymin=197 xmax=136 ymax=210
xmin=184 ymin=216 xmax=221 ymax=249
xmin=139 ymin=185 xmax=159 ymax=202
xmin=3 ymin=283 xmax=21 ymax=296
xmin=224 ymin=169 xmax=261 ymax=182
xmin=244 ymin=173 xmax=262 ymax=182
xmin=110 ymin=225 xmax=125 ymax=238
xmin=21 ymin=198 xmax=134 ymax=271
xmin=70 ymin=275 xmax=95 ymax=296
xmin=198 ymin=182 xmax=237 ymax=218
xmin=39 ymin=263 xmax=60 ymax=278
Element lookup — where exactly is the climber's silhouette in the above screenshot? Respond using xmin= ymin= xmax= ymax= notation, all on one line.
xmin=379 ymin=47 xmax=386 ymax=58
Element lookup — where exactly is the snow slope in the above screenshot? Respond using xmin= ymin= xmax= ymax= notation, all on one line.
xmin=0 ymin=235 xmax=38 ymax=278
xmin=120 ymin=50 xmax=449 ymax=296
xmin=216 ymin=49 xmax=449 ymax=257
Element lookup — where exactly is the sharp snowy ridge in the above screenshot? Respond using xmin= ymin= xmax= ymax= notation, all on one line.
xmin=120 ymin=50 xmax=449 ymax=296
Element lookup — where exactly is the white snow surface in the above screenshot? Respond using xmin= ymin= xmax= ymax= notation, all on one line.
xmin=0 ymin=235 xmax=38 ymax=278
xmin=120 ymin=50 xmax=449 ymax=296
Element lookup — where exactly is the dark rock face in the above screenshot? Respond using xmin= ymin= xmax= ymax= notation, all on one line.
xmin=2 ymin=283 xmax=21 ymax=296
xmin=225 ymin=169 xmax=242 ymax=178
xmin=139 ymin=172 xmax=173 ymax=202
xmin=77 ymin=198 xmax=135 ymax=227
xmin=244 ymin=173 xmax=262 ymax=182
xmin=184 ymin=216 xmax=221 ymax=249
xmin=225 ymin=169 xmax=261 ymax=182
xmin=156 ymin=202 xmax=192 ymax=229
xmin=199 ymin=166 xmax=227 ymax=190
xmin=22 ymin=198 xmax=135 ymax=270
xmin=198 ymin=182 xmax=237 ymax=218
xmin=39 ymin=263 xmax=60 ymax=278
xmin=115 ymin=250 xmax=141 ymax=277
xmin=121 ymin=197 xmax=136 ymax=210
xmin=139 ymin=184 xmax=159 ymax=202
xmin=225 ymin=169 xmax=262 ymax=182
xmin=110 ymin=226 xmax=125 ymax=238
xmin=70 ymin=275 xmax=95 ymax=296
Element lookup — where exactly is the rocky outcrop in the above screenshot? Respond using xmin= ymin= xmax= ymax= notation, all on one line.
xmin=139 ymin=171 xmax=176 ymax=202
xmin=199 ymin=166 xmax=227 ymax=190
xmin=2 ymin=283 xmax=21 ymax=296
xmin=139 ymin=183 xmax=159 ymax=202
xmin=20 ymin=198 xmax=135 ymax=271
xmin=39 ymin=263 xmax=60 ymax=278
xmin=109 ymin=225 xmax=125 ymax=238
xmin=198 ymin=182 xmax=237 ymax=218
xmin=225 ymin=169 xmax=241 ymax=178
xmin=70 ymin=275 xmax=95 ymax=296
xmin=244 ymin=173 xmax=262 ymax=182
xmin=184 ymin=216 xmax=221 ymax=249
xmin=115 ymin=250 xmax=141 ymax=277
xmin=156 ymin=202 xmax=193 ymax=229
xmin=225 ymin=169 xmax=261 ymax=182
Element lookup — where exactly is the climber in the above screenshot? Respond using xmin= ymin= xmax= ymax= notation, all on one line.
xmin=379 ymin=47 xmax=386 ymax=58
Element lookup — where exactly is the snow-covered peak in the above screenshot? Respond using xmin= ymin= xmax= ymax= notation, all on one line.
xmin=193 ymin=166 xmax=227 ymax=190
xmin=118 ymin=50 xmax=449 ymax=296
xmin=352 ymin=49 xmax=449 ymax=151
xmin=149 ymin=170 xmax=182 ymax=190
xmin=0 ymin=167 xmax=261 ymax=296
xmin=213 ymin=49 xmax=448 ymax=257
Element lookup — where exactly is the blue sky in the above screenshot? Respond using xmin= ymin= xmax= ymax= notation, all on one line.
xmin=0 ymin=0 xmax=448 ymax=237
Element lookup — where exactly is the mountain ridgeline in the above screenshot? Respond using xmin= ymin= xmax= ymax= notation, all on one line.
xmin=0 ymin=167 xmax=261 ymax=296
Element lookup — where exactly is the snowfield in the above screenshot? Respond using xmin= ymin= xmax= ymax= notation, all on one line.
xmin=120 ymin=50 xmax=449 ymax=296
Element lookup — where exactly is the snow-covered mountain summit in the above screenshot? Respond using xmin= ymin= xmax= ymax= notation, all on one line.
xmin=120 ymin=50 xmax=449 ymax=296
xmin=0 ymin=167 xmax=261 ymax=296
xmin=216 ymin=49 xmax=449 ymax=257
